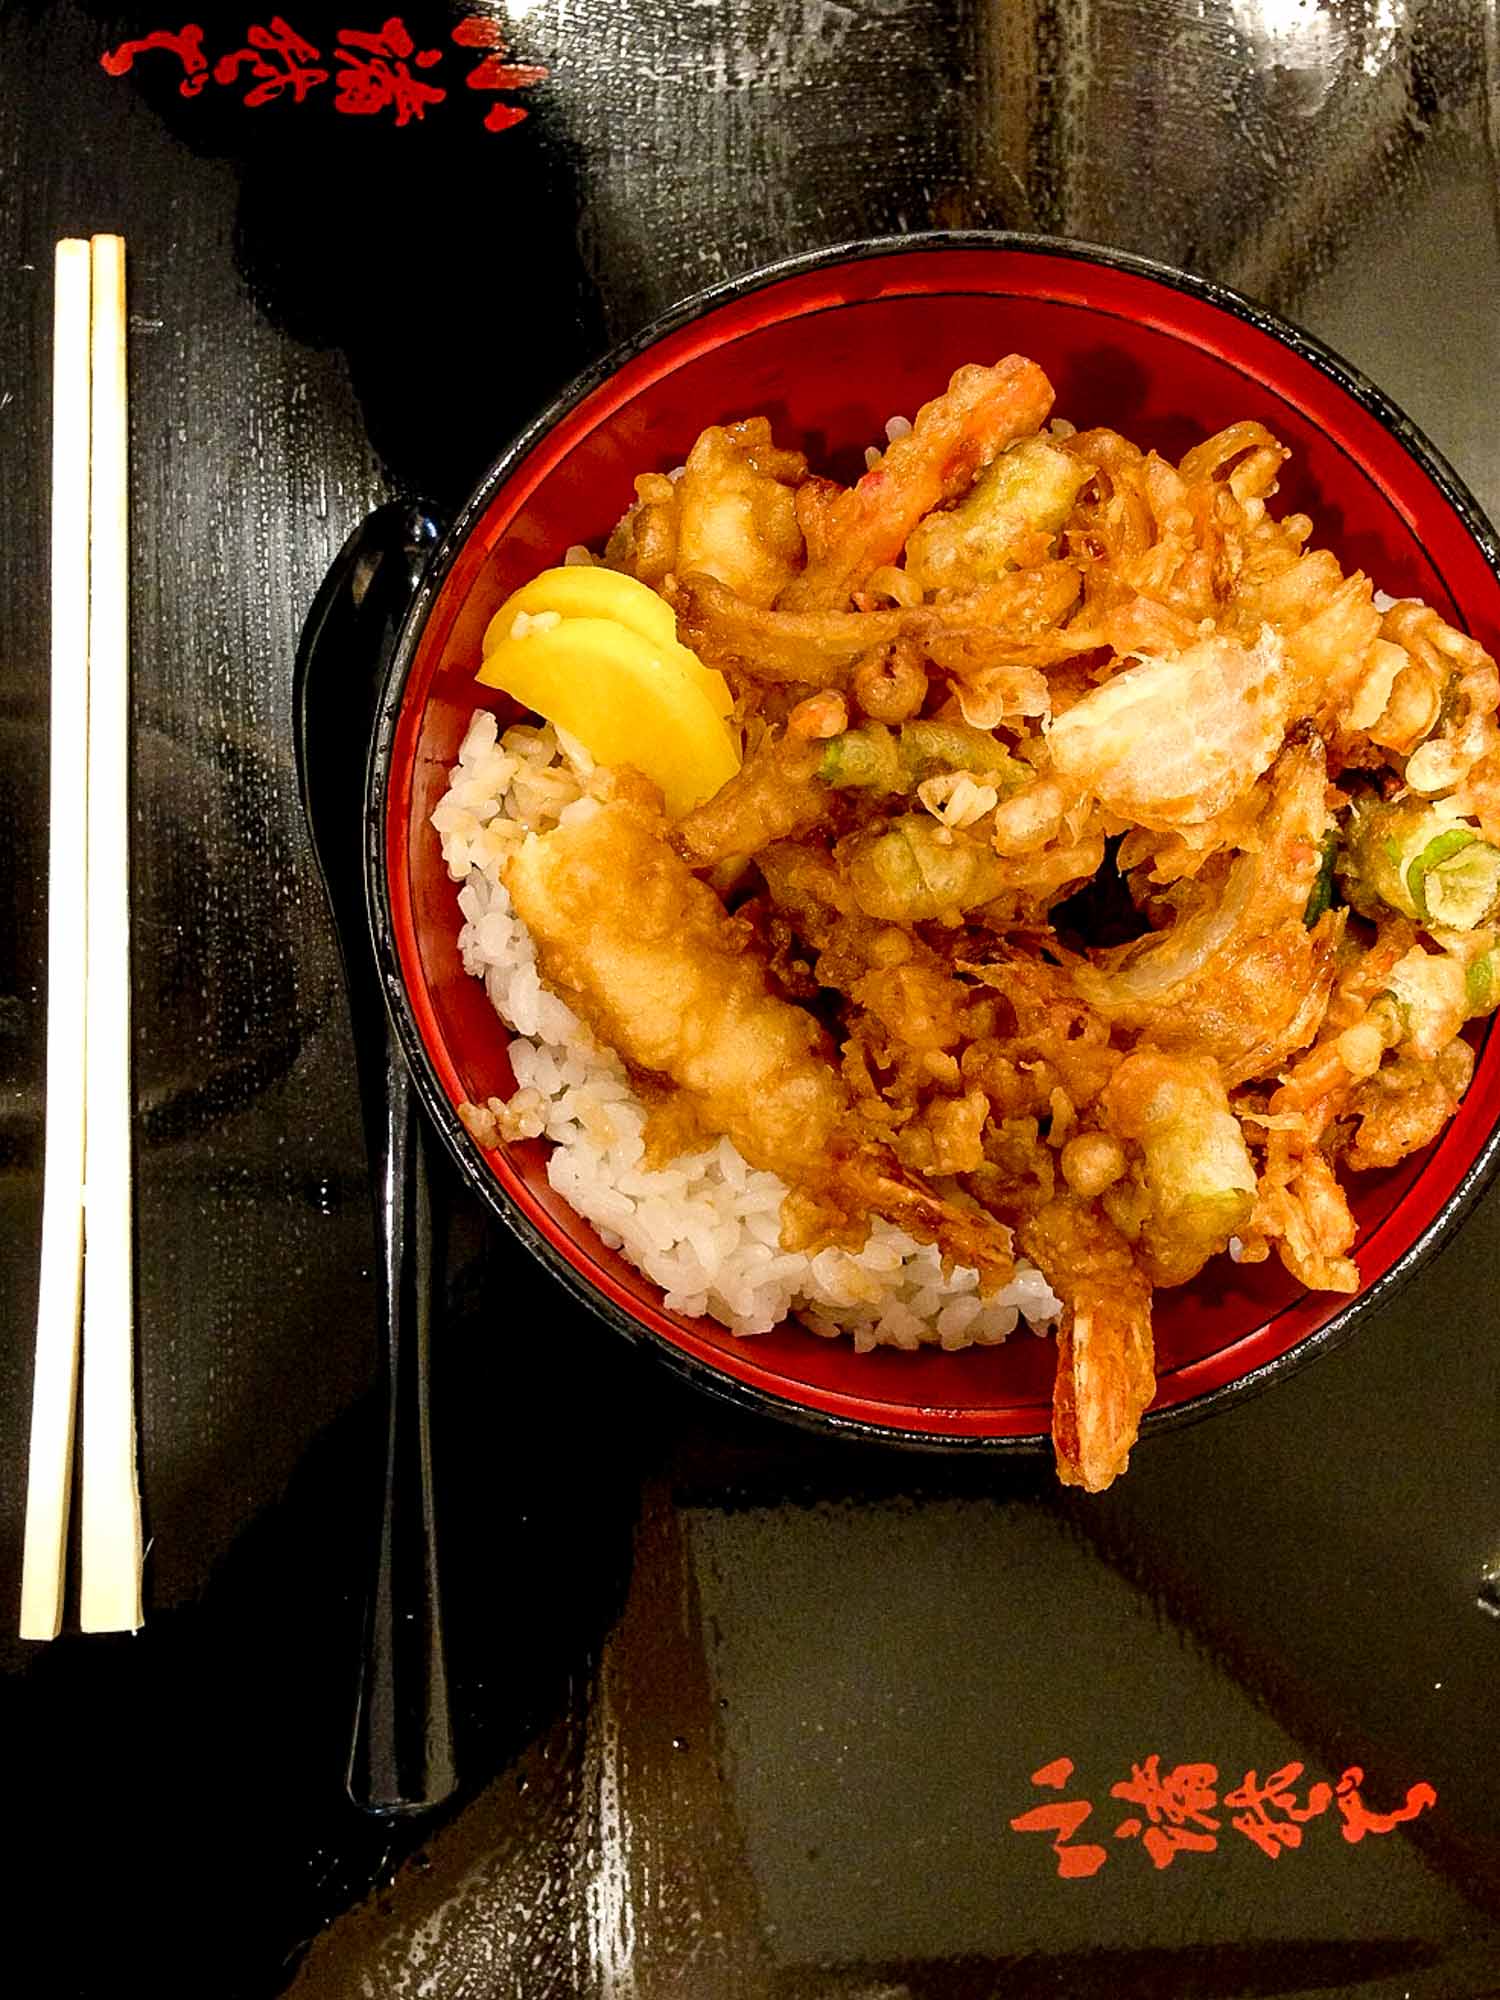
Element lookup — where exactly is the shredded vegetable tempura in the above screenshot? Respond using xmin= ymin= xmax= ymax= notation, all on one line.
xmin=480 ymin=356 xmax=1500 ymax=1490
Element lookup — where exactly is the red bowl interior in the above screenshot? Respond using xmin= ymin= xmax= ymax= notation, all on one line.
xmin=382 ymin=239 xmax=1500 ymax=1443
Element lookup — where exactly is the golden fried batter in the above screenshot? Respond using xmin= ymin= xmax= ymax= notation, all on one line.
xmin=779 ymin=355 xmax=1055 ymax=610
xmin=504 ymin=797 xmax=1017 ymax=1288
xmin=478 ymin=350 xmax=1500 ymax=1491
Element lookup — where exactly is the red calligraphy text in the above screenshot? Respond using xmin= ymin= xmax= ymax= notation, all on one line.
xmin=334 ymin=18 xmax=445 ymax=124
xmin=452 ymin=13 xmax=549 ymax=132
xmin=102 ymin=16 xmax=543 ymax=136
xmin=100 ymin=25 xmax=210 ymax=96
xmin=1009 ymin=1757 xmax=1108 ymax=1879
xmin=1335 ymin=1767 xmax=1438 ymax=1843
xmin=1111 ymin=1757 xmax=1220 ymax=1869
xmin=1012 ymin=1754 xmax=1438 ymax=1880
xmin=1223 ymin=1763 xmax=1334 ymax=1858
xmin=214 ymin=17 xmax=328 ymax=106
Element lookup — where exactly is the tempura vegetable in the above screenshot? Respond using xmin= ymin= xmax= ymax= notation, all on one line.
xmin=1099 ymin=1051 xmax=1256 ymax=1287
xmin=905 ymin=434 xmax=1092 ymax=593
xmin=845 ymin=816 xmax=1008 ymax=922
xmin=817 ymin=719 xmax=1023 ymax=795
xmin=463 ymin=349 xmax=1500 ymax=1492
xmin=1337 ymin=796 xmax=1500 ymax=929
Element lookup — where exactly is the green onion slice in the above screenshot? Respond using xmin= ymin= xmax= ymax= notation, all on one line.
xmin=1408 ymin=829 xmax=1500 ymax=928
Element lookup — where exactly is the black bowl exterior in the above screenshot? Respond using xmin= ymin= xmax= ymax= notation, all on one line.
xmin=360 ymin=230 xmax=1500 ymax=1455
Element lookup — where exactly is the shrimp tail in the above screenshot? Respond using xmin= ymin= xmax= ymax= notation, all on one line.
xmin=1019 ymin=1200 xmax=1156 ymax=1491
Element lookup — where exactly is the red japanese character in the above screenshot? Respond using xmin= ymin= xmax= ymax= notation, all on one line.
xmin=334 ymin=18 xmax=446 ymax=125
xmin=452 ymin=14 xmax=548 ymax=133
xmin=1223 ymin=1763 xmax=1333 ymax=1858
xmin=100 ymin=25 xmax=210 ymax=97
xmin=1111 ymin=1756 xmax=1220 ymax=1869
xmin=1010 ymin=1758 xmax=1108 ymax=1879
xmin=1334 ymin=1767 xmax=1437 ymax=1843
xmin=214 ymin=18 xmax=328 ymax=106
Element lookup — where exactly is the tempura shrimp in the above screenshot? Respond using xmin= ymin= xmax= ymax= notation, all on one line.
xmin=503 ymin=793 xmax=1018 ymax=1289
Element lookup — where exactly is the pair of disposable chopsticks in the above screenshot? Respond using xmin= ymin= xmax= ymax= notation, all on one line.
xmin=19 ymin=236 xmax=143 ymax=1640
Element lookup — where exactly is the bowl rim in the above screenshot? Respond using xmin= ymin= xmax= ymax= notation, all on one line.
xmin=364 ymin=226 xmax=1500 ymax=1455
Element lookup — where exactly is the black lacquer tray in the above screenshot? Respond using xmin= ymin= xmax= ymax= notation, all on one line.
xmin=4 ymin=5 xmax=1499 ymax=1995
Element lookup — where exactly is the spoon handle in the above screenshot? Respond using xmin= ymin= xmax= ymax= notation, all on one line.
xmin=346 ymin=1024 xmax=455 ymax=1814
xmin=293 ymin=503 xmax=455 ymax=1813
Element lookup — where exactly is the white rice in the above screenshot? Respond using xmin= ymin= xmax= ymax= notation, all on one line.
xmin=432 ymin=709 xmax=1062 ymax=1351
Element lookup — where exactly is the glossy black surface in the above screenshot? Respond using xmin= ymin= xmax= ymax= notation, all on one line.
xmin=4 ymin=3 xmax=1500 ymax=1994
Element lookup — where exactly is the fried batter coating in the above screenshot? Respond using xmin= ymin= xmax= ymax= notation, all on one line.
xmin=675 ymin=418 xmax=807 ymax=609
xmin=673 ymin=564 xmax=1082 ymax=702
xmin=1340 ymin=1039 xmax=1475 ymax=1171
xmin=1071 ymin=728 xmax=1336 ymax=1083
xmin=1392 ymin=602 xmax=1500 ymax=795
xmin=479 ymin=352 xmax=1500 ymax=1493
xmin=503 ymin=797 xmax=1016 ymax=1288
xmin=1247 ymin=1139 xmax=1360 ymax=1294
xmin=606 ymin=471 xmax=680 ymax=586
xmin=852 ymin=639 xmax=929 ymax=722
xmin=779 ymin=354 xmax=1055 ymax=610
xmin=671 ymin=729 xmax=829 ymax=871
xmin=1046 ymin=628 xmax=1290 ymax=829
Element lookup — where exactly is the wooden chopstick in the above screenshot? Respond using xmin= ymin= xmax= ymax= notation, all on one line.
xmin=79 ymin=233 xmax=143 ymax=1635
xmin=19 ymin=239 xmax=94 ymax=1641
xmin=20 ymin=235 xmax=144 ymax=1639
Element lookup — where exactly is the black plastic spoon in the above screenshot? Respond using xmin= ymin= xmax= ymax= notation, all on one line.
xmin=293 ymin=501 xmax=455 ymax=1814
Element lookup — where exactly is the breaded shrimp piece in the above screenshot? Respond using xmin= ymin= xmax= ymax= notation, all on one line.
xmin=671 ymin=725 xmax=828 ymax=872
xmin=674 ymin=418 xmax=807 ymax=609
xmin=1017 ymin=1199 xmax=1156 ymax=1492
xmin=1071 ymin=727 xmax=1336 ymax=1084
xmin=506 ymin=800 xmax=844 ymax=1173
xmin=503 ymin=799 xmax=1016 ymax=1286
xmin=778 ymin=355 xmax=1056 ymax=611
xmin=1045 ymin=628 xmax=1291 ymax=830
xmin=1247 ymin=1142 xmax=1359 ymax=1295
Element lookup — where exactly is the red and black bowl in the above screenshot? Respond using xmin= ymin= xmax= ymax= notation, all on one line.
xmin=352 ymin=231 xmax=1500 ymax=1454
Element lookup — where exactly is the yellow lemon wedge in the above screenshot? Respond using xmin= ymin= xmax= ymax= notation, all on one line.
xmin=482 ymin=566 xmax=733 ymax=720
xmin=476 ymin=615 xmax=739 ymax=817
